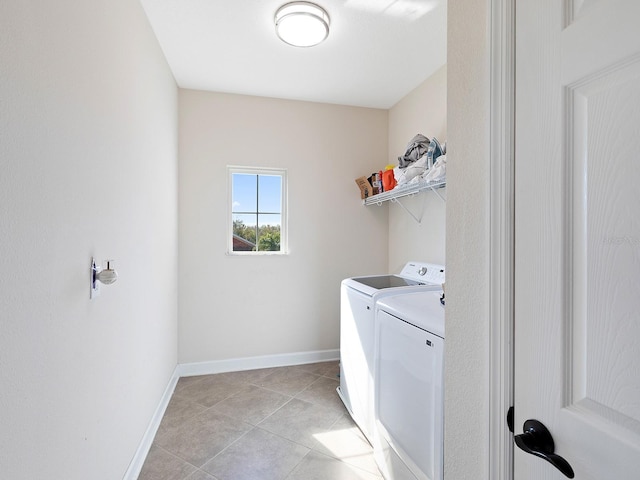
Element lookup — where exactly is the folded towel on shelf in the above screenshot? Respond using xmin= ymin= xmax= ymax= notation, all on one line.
xmin=396 ymin=155 xmax=428 ymax=186
xmin=423 ymin=154 xmax=446 ymax=183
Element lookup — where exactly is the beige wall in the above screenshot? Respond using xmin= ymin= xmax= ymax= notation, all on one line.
xmin=388 ymin=66 xmax=447 ymax=271
xmin=178 ymin=90 xmax=389 ymax=363
xmin=0 ymin=1 xmax=178 ymax=479
xmin=446 ymin=0 xmax=491 ymax=478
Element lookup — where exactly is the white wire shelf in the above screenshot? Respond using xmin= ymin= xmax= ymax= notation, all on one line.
xmin=363 ymin=178 xmax=446 ymax=206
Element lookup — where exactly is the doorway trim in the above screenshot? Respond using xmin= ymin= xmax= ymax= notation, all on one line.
xmin=489 ymin=0 xmax=515 ymax=479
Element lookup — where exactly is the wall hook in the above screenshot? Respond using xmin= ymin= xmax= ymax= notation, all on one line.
xmin=90 ymin=258 xmax=118 ymax=299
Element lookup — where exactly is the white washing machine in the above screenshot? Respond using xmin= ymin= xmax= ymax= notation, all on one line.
xmin=373 ymin=289 xmax=445 ymax=480
xmin=338 ymin=262 xmax=445 ymax=443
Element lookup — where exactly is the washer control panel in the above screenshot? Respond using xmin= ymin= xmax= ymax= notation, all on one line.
xmin=400 ymin=262 xmax=445 ymax=285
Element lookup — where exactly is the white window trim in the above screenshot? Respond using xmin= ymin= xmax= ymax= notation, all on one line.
xmin=227 ymin=165 xmax=288 ymax=255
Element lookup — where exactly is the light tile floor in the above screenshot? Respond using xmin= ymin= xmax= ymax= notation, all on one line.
xmin=138 ymin=361 xmax=383 ymax=480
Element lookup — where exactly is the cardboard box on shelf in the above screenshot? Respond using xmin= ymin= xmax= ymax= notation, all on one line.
xmin=355 ymin=176 xmax=373 ymax=199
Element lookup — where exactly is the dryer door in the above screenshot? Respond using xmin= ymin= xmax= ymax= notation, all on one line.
xmin=375 ymin=310 xmax=444 ymax=480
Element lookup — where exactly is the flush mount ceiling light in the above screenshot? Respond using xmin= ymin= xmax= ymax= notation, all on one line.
xmin=275 ymin=2 xmax=330 ymax=47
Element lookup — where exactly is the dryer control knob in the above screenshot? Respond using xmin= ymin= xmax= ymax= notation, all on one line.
xmin=418 ymin=266 xmax=428 ymax=276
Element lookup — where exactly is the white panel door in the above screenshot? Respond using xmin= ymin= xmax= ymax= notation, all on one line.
xmin=515 ymin=0 xmax=640 ymax=479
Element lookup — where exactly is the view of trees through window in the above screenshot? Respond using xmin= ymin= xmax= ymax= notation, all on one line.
xmin=230 ymin=169 xmax=285 ymax=253
xmin=232 ymin=219 xmax=281 ymax=252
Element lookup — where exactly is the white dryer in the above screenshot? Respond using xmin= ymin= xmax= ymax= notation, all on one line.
xmin=373 ymin=289 xmax=445 ymax=480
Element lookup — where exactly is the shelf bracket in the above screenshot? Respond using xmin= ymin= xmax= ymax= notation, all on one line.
xmin=390 ymin=195 xmax=426 ymax=224
xmin=429 ymin=185 xmax=446 ymax=202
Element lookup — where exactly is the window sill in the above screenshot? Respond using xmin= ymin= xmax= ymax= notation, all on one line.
xmin=226 ymin=250 xmax=289 ymax=256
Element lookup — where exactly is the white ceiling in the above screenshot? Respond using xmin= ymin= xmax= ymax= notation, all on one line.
xmin=139 ymin=0 xmax=447 ymax=109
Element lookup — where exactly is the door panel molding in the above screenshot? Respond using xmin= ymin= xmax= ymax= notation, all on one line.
xmin=565 ymin=0 xmax=604 ymax=26
xmin=566 ymin=56 xmax=640 ymax=432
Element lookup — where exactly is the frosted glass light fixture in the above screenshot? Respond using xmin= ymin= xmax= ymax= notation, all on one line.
xmin=275 ymin=2 xmax=330 ymax=47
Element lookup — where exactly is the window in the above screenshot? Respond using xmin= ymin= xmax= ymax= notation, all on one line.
xmin=228 ymin=166 xmax=287 ymax=254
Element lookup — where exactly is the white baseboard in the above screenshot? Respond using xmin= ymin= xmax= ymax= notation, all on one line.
xmin=123 ymin=349 xmax=339 ymax=479
xmin=122 ymin=366 xmax=180 ymax=480
xmin=177 ymin=349 xmax=340 ymax=377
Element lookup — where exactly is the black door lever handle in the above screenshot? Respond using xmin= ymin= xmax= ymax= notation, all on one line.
xmin=514 ymin=419 xmax=575 ymax=478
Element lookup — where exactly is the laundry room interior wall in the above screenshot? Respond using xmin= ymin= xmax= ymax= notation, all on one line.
xmin=178 ymin=90 xmax=389 ymax=364
xmin=0 ymin=1 xmax=179 ymax=479
xmin=387 ymin=66 xmax=447 ymax=272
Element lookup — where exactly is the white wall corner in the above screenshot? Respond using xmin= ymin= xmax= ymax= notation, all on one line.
xmin=122 ymin=366 xmax=181 ymax=480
